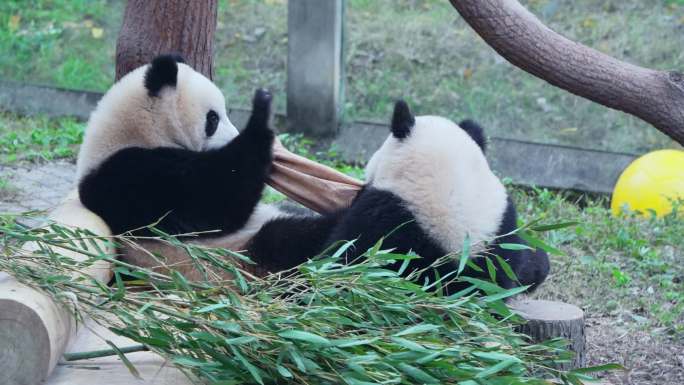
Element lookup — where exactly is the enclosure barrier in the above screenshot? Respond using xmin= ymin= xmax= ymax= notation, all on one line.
xmin=0 ymin=80 xmax=636 ymax=195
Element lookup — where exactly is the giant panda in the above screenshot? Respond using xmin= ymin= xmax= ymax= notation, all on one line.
xmin=77 ymin=54 xmax=284 ymax=261
xmin=245 ymin=101 xmax=550 ymax=293
xmin=77 ymin=54 xmax=548 ymax=293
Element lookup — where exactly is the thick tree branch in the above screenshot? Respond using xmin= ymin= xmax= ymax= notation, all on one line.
xmin=449 ymin=0 xmax=684 ymax=145
xmin=116 ymin=0 xmax=218 ymax=80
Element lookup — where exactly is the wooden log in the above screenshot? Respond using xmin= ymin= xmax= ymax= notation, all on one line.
xmin=509 ymin=299 xmax=586 ymax=370
xmin=0 ymin=190 xmax=113 ymax=385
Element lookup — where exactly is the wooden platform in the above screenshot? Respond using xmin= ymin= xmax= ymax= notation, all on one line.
xmin=47 ymin=321 xmax=191 ymax=385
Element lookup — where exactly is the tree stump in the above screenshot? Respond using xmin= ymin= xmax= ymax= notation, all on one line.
xmin=509 ymin=299 xmax=586 ymax=370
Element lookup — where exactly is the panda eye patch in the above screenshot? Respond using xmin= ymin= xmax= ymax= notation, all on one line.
xmin=205 ymin=110 xmax=219 ymax=137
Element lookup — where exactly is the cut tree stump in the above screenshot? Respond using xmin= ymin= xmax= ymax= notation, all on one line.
xmin=510 ymin=299 xmax=586 ymax=370
xmin=0 ymin=191 xmax=113 ymax=385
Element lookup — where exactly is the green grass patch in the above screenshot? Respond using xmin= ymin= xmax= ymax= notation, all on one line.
xmin=0 ymin=0 xmax=118 ymax=91
xmin=1 ymin=0 xmax=682 ymax=154
xmin=515 ymin=187 xmax=684 ymax=334
xmin=0 ymin=111 xmax=84 ymax=163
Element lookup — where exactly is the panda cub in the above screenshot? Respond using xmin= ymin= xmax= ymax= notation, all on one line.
xmin=247 ymin=101 xmax=550 ymax=293
xmin=77 ymin=54 xmax=279 ymax=245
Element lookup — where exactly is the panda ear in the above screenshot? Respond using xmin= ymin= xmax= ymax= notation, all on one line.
xmin=144 ymin=54 xmax=181 ymax=97
xmin=458 ymin=119 xmax=487 ymax=153
xmin=391 ymin=100 xmax=415 ymax=140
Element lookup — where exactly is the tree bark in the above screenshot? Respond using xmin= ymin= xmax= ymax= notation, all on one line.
xmin=448 ymin=0 xmax=684 ymax=146
xmin=115 ymin=0 xmax=217 ymax=80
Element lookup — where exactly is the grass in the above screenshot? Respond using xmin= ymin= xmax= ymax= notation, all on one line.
xmin=0 ymin=0 xmax=118 ymax=91
xmin=513 ymin=188 xmax=684 ymax=335
xmin=0 ymin=176 xmax=17 ymax=202
xmin=0 ymin=111 xmax=84 ymax=164
xmin=1 ymin=0 xmax=683 ymax=153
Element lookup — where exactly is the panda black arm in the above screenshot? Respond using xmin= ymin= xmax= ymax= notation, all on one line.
xmin=246 ymin=212 xmax=341 ymax=273
xmin=182 ymin=90 xmax=274 ymax=234
xmin=328 ymin=187 xmax=450 ymax=272
xmin=486 ymin=197 xmax=550 ymax=292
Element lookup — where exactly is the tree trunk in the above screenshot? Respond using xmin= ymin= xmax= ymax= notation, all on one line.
xmin=115 ymin=0 xmax=217 ymax=80
xmin=448 ymin=0 xmax=684 ymax=146
xmin=510 ymin=299 xmax=586 ymax=370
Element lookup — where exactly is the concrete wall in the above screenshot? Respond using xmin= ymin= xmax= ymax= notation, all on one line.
xmin=0 ymin=81 xmax=634 ymax=194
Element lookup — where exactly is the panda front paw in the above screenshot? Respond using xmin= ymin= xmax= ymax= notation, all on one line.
xmin=243 ymin=89 xmax=275 ymax=162
xmin=250 ymin=88 xmax=272 ymax=127
xmin=244 ymin=88 xmax=274 ymax=134
xmin=252 ymin=88 xmax=272 ymax=114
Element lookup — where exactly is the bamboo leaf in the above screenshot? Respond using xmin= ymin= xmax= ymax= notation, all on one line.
xmin=457 ymin=235 xmax=471 ymax=275
xmin=498 ymin=243 xmax=533 ymax=251
xmin=394 ymin=324 xmax=440 ymax=336
xmin=278 ymin=330 xmax=331 ymax=346
xmin=530 ymin=221 xmax=579 ymax=232
xmin=397 ymin=363 xmax=439 ymax=384
xmin=105 ymin=340 xmax=141 ymax=379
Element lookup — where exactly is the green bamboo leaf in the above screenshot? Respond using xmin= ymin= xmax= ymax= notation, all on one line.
xmin=519 ymin=231 xmax=565 ymax=256
xmin=472 ymin=351 xmax=521 ymax=362
xmin=457 ymin=235 xmax=471 ymax=275
xmin=390 ymin=337 xmax=429 ymax=352
xmin=499 ymin=243 xmax=533 ymax=251
xmin=397 ymin=363 xmax=439 ymax=384
xmin=394 ymin=324 xmax=440 ymax=336
xmin=105 ymin=340 xmax=141 ymax=379
xmin=195 ymin=303 xmax=228 ymax=314
xmin=482 ymin=285 xmax=530 ymax=302
xmin=230 ymin=346 xmax=264 ymax=385
xmin=459 ymin=276 xmax=504 ymax=294
xmin=570 ymin=363 xmax=625 ymax=374
xmin=276 ymin=364 xmax=293 ymax=378
xmin=225 ymin=336 xmax=257 ymax=345
xmin=530 ymin=221 xmax=579 ymax=232
xmin=334 ymin=338 xmax=379 ymax=348
xmin=173 ymin=356 xmax=214 ymax=367
xmin=288 ymin=348 xmax=307 ymax=372
xmin=485 ymin=257 xmax=497 ymax=283
xmin=474 ymin=358 xmax=517 ymax=378
xmin=494 ymin=255 xmax=518 ymax=282
xmin=278 ymin=330 xmax=331 ymax=346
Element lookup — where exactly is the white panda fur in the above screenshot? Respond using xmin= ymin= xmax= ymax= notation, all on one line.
xmin=364 ymin=115 xmax=508 ymax=253
xmin=77 ymin=58 xmax=239 ymax=180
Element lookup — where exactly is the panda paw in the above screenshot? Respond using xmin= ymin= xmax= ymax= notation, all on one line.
xmin=251 ymin=88 xmax=272 ymax=122
xmin=243 ymin=89 xmax=274 ymax=160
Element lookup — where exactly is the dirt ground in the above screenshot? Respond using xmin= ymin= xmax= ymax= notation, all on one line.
xmin=584 ymin=316 xmax=684 ymax=384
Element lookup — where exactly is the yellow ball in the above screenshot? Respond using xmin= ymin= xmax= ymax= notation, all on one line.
xmin=611 ymin=149 xmax=684 ymax=217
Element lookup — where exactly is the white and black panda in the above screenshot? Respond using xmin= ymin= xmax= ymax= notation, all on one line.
xmin=77 ymin=54 xmax=547 ymax=292
xmin=77 ymin=54 xmax=282 ymax=250
xmin=245 ymin=101 xmax=550 ymax=293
